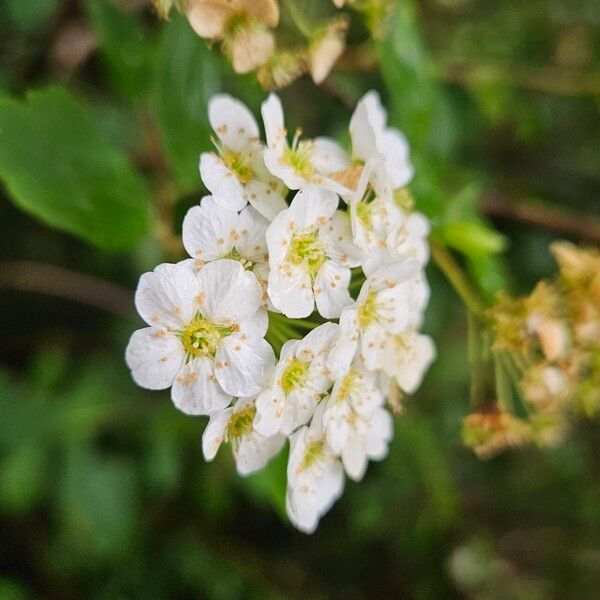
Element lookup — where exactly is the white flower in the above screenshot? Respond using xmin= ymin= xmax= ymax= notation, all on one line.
xmin=380 ymin=330 xmax=436 ymax=394
xmin=126 ymin=259 xmax=274 ymax=415
xmin=261 ymin=93 xmax=364 ymax=196
xmin=254 ymin=322 xmax=339 ymax=436
xmin=349 ymin=90 xmax=414 ymax=202
xmin=202 ymin=396 xmax=285 ymax=475
xmin=286 ymin=402 xmax=344 ymax=533
xmin=328 ymin=259 xmax=427 ymax=376
xmin=357 ymin=203 xmax=430 ymax=275
xmin=182 ymin=196 xmax=274 ymax=308
xmin=199 ymin=94 xmax=286 ymax=220
xmin=266 ymin=186 xmax=363 ymax=318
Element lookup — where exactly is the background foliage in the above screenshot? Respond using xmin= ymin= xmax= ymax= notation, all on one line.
xmin=0 ymin=0 xmax=599 ymax=597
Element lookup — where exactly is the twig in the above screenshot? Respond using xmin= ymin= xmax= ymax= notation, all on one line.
xmin=480 ymin=192 xmax=600 ymax=244
xmin=430 ymin=240 xmax=487 ymax=317
xmin=0 ymin=261 xmax=134 ymax=317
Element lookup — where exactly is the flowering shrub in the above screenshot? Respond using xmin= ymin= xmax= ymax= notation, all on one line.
xmin=126 ymin=91 xmax=434 ymax=532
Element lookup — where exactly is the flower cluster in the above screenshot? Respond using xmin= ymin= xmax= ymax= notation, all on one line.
xmin=463 ymin=241 xmax=600 ymax=458
xmin=153 ymin=0 xmax=363 ymax=88
xmin=126 ymin=91 xmax=434 ymax=532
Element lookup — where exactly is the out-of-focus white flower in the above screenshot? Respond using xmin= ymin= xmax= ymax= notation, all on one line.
xmin=266 ymin=186 xmax=364 ymax=318
xmin=202 ymin=396 xmax=285 ymax=475
xmin=380 ymin=330 xmax=436 ymax=394
xmin=348 ymin=90 xmax=414 ymax=203
xmin=286 ymin=402 xmax=344 ymax=533
xmin=182 ymin=196 xmax=274 ymax=309
xmin=185 ymin=0 xmax=279 ymax=73
xmin=329 ymin=259 xmax=427 ymax=375
xmin=126 ymin=259 xmax=274 ymax=415
xmin=200 ymin=94 xmax=286 ymax=220
xmin=254 ymin=322 xmax=339 ymax=436
xmin=261 ymin=93 xmax=367 ymax=196
xmin=308 ymin=19 xmax=348 ymax=84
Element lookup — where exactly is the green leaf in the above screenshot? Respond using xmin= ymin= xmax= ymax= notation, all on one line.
xmin=0 ymin=444 xmax=46 ymax=514
xmin=86 ymin=0 xmax=152 ymax=101
xmin=0 ymin=86 xmax=151 ymax=250
xmin=1 ymin=0 xmax=59 ymax=34
xmin=155 ymin=15 xmax=221 ymax=193
xmin=442 ymin=221 xmax=507 ymax=258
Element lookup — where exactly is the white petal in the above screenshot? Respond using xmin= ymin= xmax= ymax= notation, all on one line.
xmin=135 ymin=262 xmax=200 ymax=329
xmin=287 ymin=187 xmax=339 ymax=230
xmin=365 ymin=407 xmax=393 ymax=459
xmin=298 ymin=322 xmax=340 ymax=357
xmin=171 ymin=357 xmax=232 ymax=415
xmin=199 ymin=153 xmax=247 ymax=212
xmin=186 ymin=3 xmax=229 ymax=38
xmin=263 ymin=149 xmax=307 ymax=190
xmin=234 ymin=432 xmax=285 ymax=476
xmin=243 ymin=178 xmax=288 ymax=221
xmin=311 ymin=137 xmax=351 ymax=174
xmin=349 ymin=91 xmax=380 ymax=161
xmin=215 ymin=335 xmax=275 ymax=396
xmin=383 ymin=332 xmax=436 ymax=394
xmin=318 ymin=210 xmax=364 ymax=268
xmin=314 ymin=261 xmax=352 ymax=319
xmin=268 ymin=265 xmax=314 ymax=318
xmin=342 ymin=437 xmax=368 ymax=481
xmin=261 ymin=93 xmax=286 ymax=153
xmin=197 ymin=259 xmax=262 ymax=322
xmin=286 ymin=487 xmax=319 ymax=534
xmin=235 ymin=204 xmax=269 ymax=261
xmin=181 ymin=200 xmax=236 ymax=261
xmin=254 ymin=387 xmax=285 ymax=436
xmin=202 ymin=406 xmax=233 ymax=461
xmin=327 ymin=307 xmax=359 ymax=376
xmin=125 ymin=328 xmax=184 ymax=390
xmin=360 ymin=323 xmax=387 ymax=371
xmin=208 ymin=94 xmax=259 ymax=152
xmin=238 ymin=307 xmax=269 ymax=338
xmin=380 ymin=128 xmax=413 ymax=189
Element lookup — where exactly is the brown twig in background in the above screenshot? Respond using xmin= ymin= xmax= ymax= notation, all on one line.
xmin=0 ymin=261 xmax=134 ymax=317
xmin=480 ymin=192 xmax=600 ymax=245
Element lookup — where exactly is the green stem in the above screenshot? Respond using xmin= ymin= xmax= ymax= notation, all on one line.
xmin=430 ymin=239 xmax=486 ymax=318
xmin=283 ymin=0 xmax=312 ymax=38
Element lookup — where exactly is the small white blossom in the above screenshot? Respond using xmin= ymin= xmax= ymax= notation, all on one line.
xmin=202 ymin=396 xmax=285 ymax=476
xmin=329 ymin=259 xmax=428 ymax=376
xmin=348 ymin=90 xmax=414 ymax=203
xmin=199 ymin=94 xmax=286 ymax=220
xmin=286 ymin=402 xmax=344 ymax=533
xmin=261 ymin=93 xmax=363 ymax=196
xmin=266 ymin=186 xmax=364 ymax=318
xmin=254 ymin=322 xmax=339 ymax=436
xmin=380 ymin=330 xmax=436 ymax=394
xmin=182 ymin=196 xmax=273 ymax=308
xmin=126 ymin=259 xmax=274 ymax=415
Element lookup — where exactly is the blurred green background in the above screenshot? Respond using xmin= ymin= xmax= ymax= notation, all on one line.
xmin=0 ymin=0 xmax=599 ymax=598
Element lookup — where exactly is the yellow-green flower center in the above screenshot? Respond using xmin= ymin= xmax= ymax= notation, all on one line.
xmin=281 ymin=357 xmax=309 ymax=395
xmin=221 ymin=149 xmax=254 ymax=185
xmin=355 ymin=201 xmax=373 ymax=229
xmin=284 ymin=138 xmax=315 ymax=179
xmin=227 ymin=405 xmax=256 ymax=440
xmin=288 ymin=231 xmax=326 ymax=279
xmin=301 ymin=439 xmax=324 ymax=470
xmin=336 ymin=368 xmax=360 ymax=403
xmin=225 ymin=247 xmax=254 ymax=270
xmin=357 ymin=291 xmax=378 ymax=328
xmin=179 ymin=315 xmax=235 ymax=358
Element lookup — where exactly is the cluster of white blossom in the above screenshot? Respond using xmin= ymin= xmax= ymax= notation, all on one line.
xmin=126 ymin=91 xmax=435 ymax=533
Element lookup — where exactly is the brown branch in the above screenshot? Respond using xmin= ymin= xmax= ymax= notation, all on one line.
xmin=480 ymin=192 xmax=600 ymax=245
xmin=0 ymin=261 xmax=134 ymax=317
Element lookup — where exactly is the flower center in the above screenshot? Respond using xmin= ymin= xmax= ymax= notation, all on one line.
xmin=225 ymin=247 xmax=254 ymax=270
xmin=357 ymin=291 xmax=378 ymax=328
xmin=284 ymin=133 xmax=315 ymax=179
xmin=288 ymin=231 xmax=326 ymax=279
xmin=227 ymin=405 xmax=256 ymax=440
xmin=336 ymin=368 xmax=360 ymax=403
xmin=281 ymin=357 xmax=309 ymax=394
xmin=221 ymin=149 xmax=254 ymax=185
xmin=179 ymin=315 xmax=235 ymax=358
xmin=355 ymin=201 xmax=373 ymax=229
xmin=301 ymin=439 xmax=324 ymax=470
